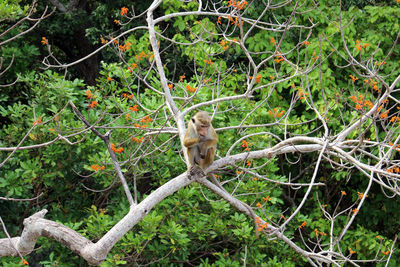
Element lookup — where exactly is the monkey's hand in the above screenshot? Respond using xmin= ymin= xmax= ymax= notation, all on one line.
xmin=188 ymin=166 xmax=205 ymax=179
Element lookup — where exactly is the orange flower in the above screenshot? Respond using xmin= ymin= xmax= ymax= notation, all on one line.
xmin=133 ymin=123 xmax=140 ymax=127
xmin=41 ymin=37 xmax=48 ymax=45
xmin=253 ymin=177 xmax=258 ymax=181
xmin=129 ymin=105 xmax=139 ymax=112
xmin=357 ymin=192 xmax=368 ymax=199
xmin=107 ymin=77 xmax=113 ymax=81
xmin=85 ymin=89 xmax=93 ymax=99
xmin=220 ymin=40 xmax=229 ymax=50
xmin=390 ymin=116 xmax=398 ymax=123
xmin=299 ymin=221 xmax=307 ymax=229
xmin=204 ymin=59 xmax=213 ymax=65
xmin=114 ymin=19 xmax=120 ymax=24
xmin=129 ymin=63 xmax=137 ymax=72
xmin=364 ymin=100 xmax=373 ymax=109
xmin=352 ymin=208 xmax=359 ymax=215
xmin=33 ymin=117 xmax=42 ymax=126
xmin=140 ymin=115 xmax=152 ymax=123
xmin=168 ymin=83 xmax=174 ymax=90
xmin=217 ymin=16 xmax=222 ymax=24
xmin=111 ymin=143 xmax=123 ymax=153
xmin=246 ymin=160 xmax=251 ymax=166
xmin=312 ymin=54 xmax=320 ymax=61
xmin=228 ymin=0 xmax=248 ymax=9
xmin=256 ymin=202 xmax=262 ymax=208
xmin=255 ymin=74 xmax=261 ymax=83
xmin=262 ymin=196 xmax=272 ymax=202
xmin=341 ymin=190 xmax=347 ymax=196
xmin=179 ymin=75 xmax=186 ymax=82
xmin=89 ymin=101 xmax=98 ymax=109
xmin=186 ymin=85 xmax=197 ymax=92
xmin=302 ymin=41 xmax=310 ymax=46
xmin=349 ymin=248 xmax=356 ymax=254
xmin=203 ymin=78 xmax=212 ymax=83
xmin=355 ymin=39 xmax=369 ymax=52
xmin=298 ymin=88 xmax=308 ymax=101
xmin=274 ymin=56 xmax=283 ymax=63
xmin=241 ymin=140 xmax=249 ymax=150
xmin=120 ymin=7 xmax=128 ymax=16
xmin=349 ymin=75 xmax=358 ymax=82
xmin=270 ymin=37 xmax=276 ymax=46
xmin=382 ymin=250 xmax=390 ymax=255
xmin=20 ymin=259 xmax=29 ymax=265
xmin=91 ymin=164 xmax=105 ymax=171
xmin=314 ymin=228 xmax=319 ymax=236
xmin=132 ymin=136 xmax=144 ymax=143
xmin=380 ymin=110 xmax=389 ymax=119
xmin=122 ymin=93 xmax=133 ymax=99
xmin=135 ymin=51 xmax=148 ymax=61
xmin=268 ymin=108 xmax=285 ymax=118
xmin=139 ymin=51 xmax=148 ymax=58
xmin=314 ymin=229 xmax=326 ymax=237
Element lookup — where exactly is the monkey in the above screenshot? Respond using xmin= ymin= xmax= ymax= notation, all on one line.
xmin=184 ymin=111 xmax=218 ymax=179
xmin=183 ymin=112 xmax=260 ymax=237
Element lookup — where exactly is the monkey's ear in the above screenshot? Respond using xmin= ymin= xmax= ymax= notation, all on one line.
xmin=191 ymin=118 xmax=195 ymax=123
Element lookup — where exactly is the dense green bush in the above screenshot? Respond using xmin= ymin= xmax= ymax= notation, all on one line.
xmin=1 ymin=0 xmax=400 ymax=266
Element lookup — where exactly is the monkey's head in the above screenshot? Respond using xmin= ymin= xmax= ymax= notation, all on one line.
xmin=192 ymin=111 xmax=211 ymax=137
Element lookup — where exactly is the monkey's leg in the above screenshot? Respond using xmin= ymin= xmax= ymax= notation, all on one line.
xmin=189 ymin=165 xmax=205 ymax=178
xmin=188 ymin=147 xmax=205 ymax=179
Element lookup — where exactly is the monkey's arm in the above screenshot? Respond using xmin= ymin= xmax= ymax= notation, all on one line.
xmin=203 ymin=138 xmax=217 ymax=147
xmin=183 ymin=126 xmax=201 ymax=148
xmin=184 ymin=137 xmax=201 ymax=148
xmin=199 ymin=130 xmax=217 ymax=154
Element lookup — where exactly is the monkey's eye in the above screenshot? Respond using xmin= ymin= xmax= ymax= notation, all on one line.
xmin=192 ymin=118 xmax=195 ymax=123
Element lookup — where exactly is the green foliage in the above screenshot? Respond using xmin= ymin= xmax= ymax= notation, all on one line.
xmin=0 ymin=0 xmax=28 ymax=21
xmin=1 ymin=0 xmax=400 ymax=266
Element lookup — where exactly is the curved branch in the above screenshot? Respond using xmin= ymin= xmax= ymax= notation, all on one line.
xmin=0 ymin=174 xmax=191 ymax=265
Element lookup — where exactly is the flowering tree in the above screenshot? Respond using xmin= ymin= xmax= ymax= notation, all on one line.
xmin=1 ymin=0 xmax=400 ymax=266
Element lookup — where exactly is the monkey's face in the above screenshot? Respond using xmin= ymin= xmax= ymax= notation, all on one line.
xmin=197 ymin=124 xmax=209 ymax=137
xmin=192 ymin=116 xmax=210 ymax=137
